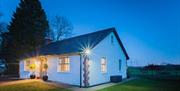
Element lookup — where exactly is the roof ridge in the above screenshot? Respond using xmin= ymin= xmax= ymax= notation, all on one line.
xmin=53 ymin=27 xmax=115 ymax=44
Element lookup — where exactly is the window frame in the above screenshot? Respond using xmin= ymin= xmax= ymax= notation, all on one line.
xmin=101 ymin=57 xmax=107 ymax=73
xmin=57 ymin=57 xmax=70 ymax=72
xmin=119 ymin=59 xmax=122 ymax=71
xmin=24 ymin=60 xmax=31 ymax=71
xmin=111 ymin=35 xmax=114 ymax=46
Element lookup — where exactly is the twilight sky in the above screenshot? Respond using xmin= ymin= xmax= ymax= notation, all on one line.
xmin=0 ymin=0 xmax=180 ymax=66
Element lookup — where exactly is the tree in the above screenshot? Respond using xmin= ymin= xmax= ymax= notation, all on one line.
xmin=49 ymin=16 xmax=73 ymax=41
xmin=0 ymin=0 xmax=49 ymax=75
xmin=0 ymin=13 xmax=7 ymax=44
xmin=0 ymin=13 xmax=12 ymax=75
xmin=143 ymin=64 xmax=160 ymax=76
xmin=0 ymin=12 xmax=8 ymax=59
xmin=7 ymin=0 xmax=49 ymax=60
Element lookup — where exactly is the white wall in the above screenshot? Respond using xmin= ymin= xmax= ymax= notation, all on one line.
xmin=47 ymin=55 xmax=81 ymax=86
xmin=19 ymin=60 xmax=31 ymax=78
xmin=19 ymin=55 xmax=81 ymax=86
xmin=88 ymin=32 xmax=127 ymax=86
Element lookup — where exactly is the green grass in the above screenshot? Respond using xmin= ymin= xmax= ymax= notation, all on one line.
xmin=0 ymin=81 xmax=70 ymax=91
xmin=98 ymin=78 xmax=180 ymax=91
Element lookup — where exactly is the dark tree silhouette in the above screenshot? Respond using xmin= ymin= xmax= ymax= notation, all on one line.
xmin=0 ymin=13 xmax=8 ymax=57
xmin=0 ymin=13 xmax=7 ymax=37
xmin=7 ymin=0 xmax=49 ymax=60
xmin=0 ymin=0 xmax=49 ymax=75
xmin=143 ymin=64 xmax=160 ymax=76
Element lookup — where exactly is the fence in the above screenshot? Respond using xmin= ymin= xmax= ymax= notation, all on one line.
xmin=4 ymin=63 xmax=19 ymax=77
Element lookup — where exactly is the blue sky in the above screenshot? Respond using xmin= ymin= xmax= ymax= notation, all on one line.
xmin=0 ymin=0 xmax=180 ymax=66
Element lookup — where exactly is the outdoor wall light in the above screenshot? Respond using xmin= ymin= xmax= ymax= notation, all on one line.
xmin=84 ymin=48 xmax=91 ymax=56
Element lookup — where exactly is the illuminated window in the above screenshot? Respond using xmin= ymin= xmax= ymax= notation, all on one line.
xmin=24 ymin=59 xmax=36 ymax=71
xmin=24 ymin=60 xmax=31 ymax=71
xmin=58 ymin=57 xmax=70 ymax=72
xmin=101 ymin=57 xmax=107 ymax=73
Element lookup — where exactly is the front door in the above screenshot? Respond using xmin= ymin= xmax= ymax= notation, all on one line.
xmin=39 ymin=56 xmax=48 ymax=78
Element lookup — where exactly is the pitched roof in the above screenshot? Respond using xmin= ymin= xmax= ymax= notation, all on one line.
xmin=30 ymin=28 xmax=129 ymax=60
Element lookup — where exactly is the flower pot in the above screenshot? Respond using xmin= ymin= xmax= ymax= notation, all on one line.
xmin=30 ymin=75 xmax=36 ymax=79
xmin=42 ymin=75 xmax=48 ymax=81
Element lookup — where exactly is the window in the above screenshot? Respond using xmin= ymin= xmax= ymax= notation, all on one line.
xmin=58 ymin=57 xmax=70 ymax=72
xmin=119 ymin=59 xmax=121 ymax=71
xmin=24 ymin=59 xmax=36 ymax=71
xmin=111 ymin=35 xmax=114 ymax=45
xmin=101 ymin=57 xmax=107 ymax=73
xmin=24 ymin=60 xmax=31 ymax=71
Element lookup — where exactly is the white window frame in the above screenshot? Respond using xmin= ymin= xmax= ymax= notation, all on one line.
xmin=101 ymin=57 xmax=107 ymax=73
xmin=57 ymin=57 xmax=70 ymax=72
xmin=24 ymin=60 xmax=31 ymax=71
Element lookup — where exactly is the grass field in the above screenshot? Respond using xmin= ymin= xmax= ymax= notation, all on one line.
xmin=0 ymin=81 xmax=70 ymax=91
xmin=98 ymin=78 xmax=180 ymax=91
xmin=0 ymin=78 xmax=179 ymax=91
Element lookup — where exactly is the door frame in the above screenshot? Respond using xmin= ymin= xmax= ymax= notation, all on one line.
xmin=38 ymin=56 xmax=48 ymax=78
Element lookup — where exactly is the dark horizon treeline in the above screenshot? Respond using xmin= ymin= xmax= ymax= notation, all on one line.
xmin=128 ymin=64 xmax=180 ymax=80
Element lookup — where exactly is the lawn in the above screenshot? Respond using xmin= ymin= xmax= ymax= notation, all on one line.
xmin=0 ymin=81 xmax=70 ymax=91
xmin=98 ymin=78 xmax=180 ymax=91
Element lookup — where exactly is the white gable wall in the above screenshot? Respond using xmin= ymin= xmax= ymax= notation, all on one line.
xmin=88 ymin=32 xmax=127 ymax=86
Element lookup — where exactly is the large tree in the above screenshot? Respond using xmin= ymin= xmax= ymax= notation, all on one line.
xmin=7 ymin=0 xmax=49 ymax=60
xmin=0 ymin=13 xmax=8 ymax=58
xmin=49 ymin=16 xmax=73 ymax=41
xmin=0 ymin=13 xmax=6 ymax=34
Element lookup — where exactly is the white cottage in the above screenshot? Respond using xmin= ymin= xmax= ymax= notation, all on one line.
xmin=19 ymin=28 xmax=129 ymax=87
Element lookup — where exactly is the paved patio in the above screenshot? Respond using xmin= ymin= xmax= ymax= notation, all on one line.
xmin=44 ymin=78 xmax=136 ymax=91
xmin=0 ymin=79 xmax=40 ymax=86
xmin=0 ymin=75 xmax=21 ymax=83
xmin=68 ymin=78 xmax=135 ymax=91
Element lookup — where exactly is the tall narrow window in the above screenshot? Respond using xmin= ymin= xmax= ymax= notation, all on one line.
xmin=119 ymin=59 xmax=121 ymax=71
xmin=111 ymin=35 xmax=114 ymax=45
xmin=58 ymin=57 xmax=70 ymax=72
xmin=101 ymin=57 xmax=107 ymax=73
